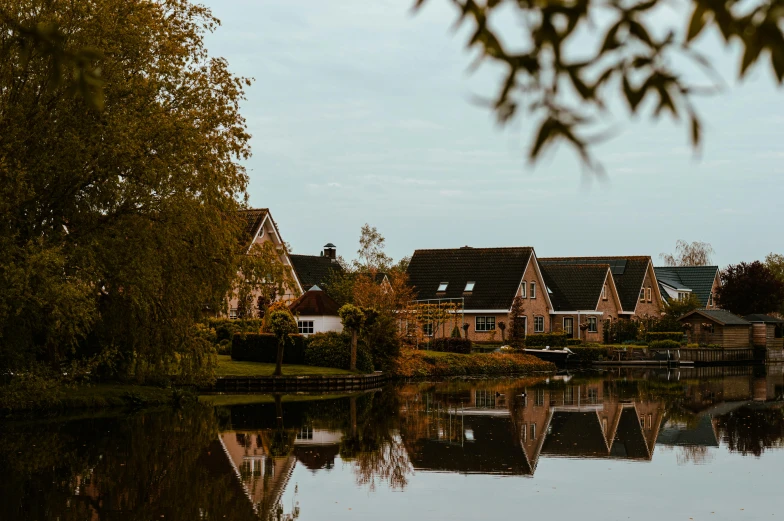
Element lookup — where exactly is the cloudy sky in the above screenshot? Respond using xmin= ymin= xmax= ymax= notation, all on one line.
xmin=200 ymin=0 xmax=783 ymax=267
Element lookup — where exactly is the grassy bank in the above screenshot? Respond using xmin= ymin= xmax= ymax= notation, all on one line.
xmin=215 ymin=355 xmax=357 ymax=377
xmin=391 ymin=349 xmax=555 ymax=378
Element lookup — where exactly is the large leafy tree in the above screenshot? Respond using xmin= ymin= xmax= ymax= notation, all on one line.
xmin=716 ymin=261 xmax=784 ymax=316
xmin=660 ymin=240 xmax=715 ymax=266
xmin=765 ymin=253 xmax=784 ymax=316
xmin=0 ymin=0 xmax=250 ymax=381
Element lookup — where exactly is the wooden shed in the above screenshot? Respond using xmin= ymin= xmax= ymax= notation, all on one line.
xmin=679 ymin=309 xmax=751 ymax=348
xmin=744 ymin=314 xmax=784 ymax=350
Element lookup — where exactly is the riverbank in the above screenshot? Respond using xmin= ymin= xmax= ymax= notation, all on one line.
xmin=215 ymin=354 xmax=357 ymax=377
xmin=391 ymin=349 xmax=556 ymax=378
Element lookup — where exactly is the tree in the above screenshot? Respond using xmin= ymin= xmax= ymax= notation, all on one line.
xmin=268 ymin=309 xmax=298 ymax=376
xmin=765 ymin=253 xmax=784 ymax=316
xmin=0 ymin=0 xmax=250 ymax=382
xmin=339 ymin=304 xmax=365 ymax=371
xmin=716 ymin=261 xmax=784 ymax=316
xmin=663 ymin=293 xmax=702 ymax=320
xmin=498 ymin=321 xmax=506 ymax=343
xmin=661 ymin=240 xmax=715 ymax=266
xmin=234 ymin=242 xmax=297 ymax=319
xmin=414 ymin=0 xmax=784 ymax=169
xmin=354 ymin=224 xmax=392 ymax=272
xmin=507 ymin=296 xmax=526 ymax=346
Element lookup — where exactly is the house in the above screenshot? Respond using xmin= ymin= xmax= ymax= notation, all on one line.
xmin=290 ymin=243 xmax=345 ymax=295
xmin=288 ymin=286 xmax=343 ymax=336
xmin=229 ymin=208 xmax=303 ymax=318
xmin=678 ymin=309 xmax=751 ymax=348
xmin=406 ymin=246 xmax=554 ymax=341
xmin=539 ymin=256 xmax=664 ymax=319
xmin=539 ymin=263 xmax=624 ymax=341
xmin=654 ymin=266 xmax=721 ymax=308
xmin=744 ymin=314 xmax=784 ymax=352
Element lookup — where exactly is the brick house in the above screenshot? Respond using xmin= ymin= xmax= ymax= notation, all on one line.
xmin=654 ymin=266 xmax=721 ymax=308
xmin=540 ymin=256 xmax=664 ymax=320
xmin=406 ymin=246 xmax=554 ymax=342
xmin=538 ymin=263 xmax=624 ymax=342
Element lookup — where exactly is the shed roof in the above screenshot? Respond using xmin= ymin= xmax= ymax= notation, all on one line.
xmin=539 ymin=256 xmax=653 ymax=313
xmin=679 ymin=308 xmax=750 ymax=326
xmin=289 ymin=287 xmax=341 ymax=316
xmin=539 ymin=264 xmax=610 ymax=311
xmin=744 ymin=314 xmax=784 ymax=324
xmin=654 ymin=266 xmax=719 ymax=306
xmin=406 ymin=247 xmax=535 ymax=310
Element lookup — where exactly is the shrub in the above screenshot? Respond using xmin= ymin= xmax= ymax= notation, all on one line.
xmin=567 ymin=346 xmax=613 ymax=363
xmin=524 ymin=332 xmax=567 ymax=348
xmin=231 ymin=333 xmax=306 ymax=364
xmin=603 ymin=319 xmax=639 ymax=344
xmin=361 ymin=314 xmax=401 ymax=371
xmin=207 ymin=318 xmax=264 ymax=342
xmin=217 ymin=339 xmax=232 ymax=355
xmin=426 ymin=337 xmax=472 ymax=354
xmin=566 ymin=338 xmax=583 ymax=346
xmin=306 ymin=332 xmax=373 ymax=372
xmin=391 ymin=349 xmax=554 ymax=377
xmin=645 ymin=332 xmax=684 ymax=343
xmin=450 ymin=325 xmax=462 ymax=338
xmin=649 ymin=340 xmax=681 ymax=351
xmin=622 ymin=339 xmax=647 ymax=346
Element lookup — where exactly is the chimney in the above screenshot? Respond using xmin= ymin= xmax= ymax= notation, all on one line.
xmin=323 ymin=243 xmax=337 ymax=261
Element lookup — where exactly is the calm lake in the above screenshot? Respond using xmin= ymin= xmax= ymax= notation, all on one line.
xmin=3 ymin=367 xmax=784 ymax=521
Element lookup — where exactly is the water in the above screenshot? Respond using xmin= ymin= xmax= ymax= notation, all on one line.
xmin=3 ymin=367 xmax=784 ymax=521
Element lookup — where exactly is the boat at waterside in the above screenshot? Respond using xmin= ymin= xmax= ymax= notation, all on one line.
xmin=521 ymin=347 xmax=574 ymax=365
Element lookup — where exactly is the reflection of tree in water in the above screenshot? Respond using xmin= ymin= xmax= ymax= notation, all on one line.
xmin=716 ymin=406 xmax=784 ymax=457
xmin=339 ymin=392 xmax=413 ymax=491
xmin=675 ymin=445 xmax=714 ymax=465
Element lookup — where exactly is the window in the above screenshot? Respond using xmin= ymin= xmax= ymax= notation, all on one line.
xmin=530 ymin=423 xmax=537 ymax=440
xmin=563 ymin=317 xmax=574 ymax=338
xmin=646 ymin=286 xmax=652 ymax=302
xmin=298 ymin=320 xmax=314 ymax=334
xmin=229 ymin=308 xmax=238 ymax=320
xmin=639 ymin=288 xmax=646 ymax=302
xmin=422 ymin=323 xmax=434 ymax=336
xmin=475 ymin=316 xmax=496 ymax=332
xmin=521 ymin=424 xmax=527 ymax=442
xmin=602 ymin=284 xmax=608 ymax=300
xmin=534 ymin=316 xmax=544 ymax=333
xmin=587 ymin=388 xmax=599 ymax=404
xmin=678 ymin=292 xmax=690 ymax=301
xmin=564 ymin=387 xmax=575 ymax=405
xmin=708 ymin=292 xmax=714 ymax=307
xmin=464 ymin=281 xmax=475 ymax=292
xmin=534 ymin=389 xmax=545 ymax=406
xmin=475 ymin=390 xmax=496 ymax=408
xmin=530 ymin=282 xmax=536 ymax=299
xmin=587 ymin=317 xmax=598 ymax=333
xmin=297 ymin=427 xmax=313 ymax=440
xmin=520 ymin=281 xmax=526 ymax=298
xmin=437 ymin=282 xmax=448 ymax=292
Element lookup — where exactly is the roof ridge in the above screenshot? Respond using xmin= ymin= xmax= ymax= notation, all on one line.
xmin=654 ymin=265 xmax=718 ymax=269
xmin=237 ymin=207 xmax=270 ymax=212
xmin=540 ymin=255 xmax=651 ymax=260
xmin=413 ymin=246 xmax=533 ymax=252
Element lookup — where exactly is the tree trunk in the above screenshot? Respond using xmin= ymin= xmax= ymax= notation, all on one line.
xmin=275 ymin=337 xmax=284 ymax=376
xmin=350 ymin=331 xmax=357 ymax=371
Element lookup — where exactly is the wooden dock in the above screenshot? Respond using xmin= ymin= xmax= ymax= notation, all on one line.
xmin=201 ymin=372 xmax=388 ymax=394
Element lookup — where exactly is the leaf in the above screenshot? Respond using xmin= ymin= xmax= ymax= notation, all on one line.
xmin=600 ymin=22 xmax=622 ymax=53
xmin=529 ymin=118 xmax=556 ymax=160
xmin=687 ymin=3 xmax=708 ymax=42
xmin=690 ymin=113 xmax=701 ymax=148
xmin=772 ymin=46 xmax=784 ymax=83
xmin=740 ymin=37 xmax=763 ymax=78
xmin=628 ymin=20 xmax=653 ymax=46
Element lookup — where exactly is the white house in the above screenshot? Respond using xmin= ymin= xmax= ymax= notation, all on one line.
xmin=288 ymin=286 xmax=343 ymax=336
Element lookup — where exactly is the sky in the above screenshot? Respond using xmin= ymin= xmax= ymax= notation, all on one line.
xmin=200 ymin=0 xmax=783 ymax=267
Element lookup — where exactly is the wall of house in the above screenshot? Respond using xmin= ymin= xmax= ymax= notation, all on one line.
xmin=751 ymin=323 xmax=784 ymax=350
xmin=683 ymin=316 xmax=751 ymax=348
xmin=296 ymin=315 xmax=343 ymax=336
xmin=514 ymin=260 xmax=553 ymax=337
xmin=707 ymin=272 xmax=721 ymax=309
xmin=633 ymin=266 xmax=664 ymax=318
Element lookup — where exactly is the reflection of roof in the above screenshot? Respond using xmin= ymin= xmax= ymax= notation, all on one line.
xmin=540 ymin=264 xmax=610 ymax=311
xmin=540 ymin=256 xmax=653 ymax=312
xmin=610 ymin=408 xmax=650 ymax=460
xmin=744 ymin=314 xmax=784 ymax=324
xmin=680 ymin=309 xmax=750 ymax=326
xmin=656 ymin=416 xmax=719 ymax=447
xmin=290 ymin=254 xmax=343 ymax=292
xmin=541 ymin=412 xmax=609 ymax=457
xmin=654 ymin=266 xmax=719 ymax=306
xmin=289 ymin=287 xmax=341 ymax=316
xmin=294 ymin=445 xmax=340 ymax=470
xmin=407 ymin=247 xmax=534 ymax=310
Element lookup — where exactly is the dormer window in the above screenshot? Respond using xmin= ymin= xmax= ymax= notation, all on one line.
xmin=464 ymin=281 xmax=475 ymax=292
xmin=437 ymin=282 xmax=448 ymax=292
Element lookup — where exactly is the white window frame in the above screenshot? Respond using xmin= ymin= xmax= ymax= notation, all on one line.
xmin=563 ymin=317 xmax=574 ymax=336
xmin=534 ymin=316 xmax=545 ymax=333
xmin=708 ymin=292 xmax=714 ymax=307
xmin=646 ymin=286 xmax=652 ymax=302
xmin=422 ymin=323 xmax=434 ymax=337
xmin=464 ymin=281 xmax=476 ymax=292
xmin=520 ymin=281 xmax=527 ymax=298
xmin=437 ymin=282 xmax=448 ymax=292
xmin=298 ymin=320 xmax=314 ymax=335
xmin=475 ymin=316 xmax=496 ymax=332
xmin=530 ymin=281 xmax=536 ymax=299
xmin=587 ymin=317 xmax=598 ymax=333
xmin=639 ymin=288 xmax=646 ymax=302
xmin=602 ymin=284 xmax=607 ymax=300
xmin=229 ymin=308 xmax=238 ymax=320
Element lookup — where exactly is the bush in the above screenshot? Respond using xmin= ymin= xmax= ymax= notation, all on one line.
xmin=603 ymin=319 xmax=639 ymax=344
xmin=426 ymin=337 xmax=472 ymax=354
xmin=231 ymin=333 xmax=306 ymax=364
xmin=649 ymin=340 xmax=681 ymax=351
xmin=306 ymin=332 xmax=373 ymax=373
xmin=524 ymin=332 xmax=567 ymax=348
xmin=361 ymin=314 xmax=401 ymax=371
xmin=645 ymin=332 xmax=684 ymax=343
xmin=208 ymin=318 xmax=264 ymax=343
xmin=566 ymin=339 xmax=583 ymax=346
xmin=622 ymin=339 xmax=647 ymax=346
xmin=567 ymin=346 xmax=613 ymax=363
xmin=391 ymin=349 xmax=554 ymax=377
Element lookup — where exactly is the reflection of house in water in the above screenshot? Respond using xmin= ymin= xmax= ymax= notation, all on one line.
xmin=292 ymin=427 xmax=343 ymax=471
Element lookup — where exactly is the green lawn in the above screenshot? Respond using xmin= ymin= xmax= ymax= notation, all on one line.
xmin=215 ymin=355 xmax=355 ymax=377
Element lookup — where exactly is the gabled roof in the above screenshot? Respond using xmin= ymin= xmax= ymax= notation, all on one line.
xmin=679 ymin=308 xmax=750 ymax=326
xmin=540 ymin=256 xmax=654 ymax=313
xmin=744 ymin=314 xmax=784 ymax=324
xmin=289 ymin=286 xmax=341 ymax=316
xmin=406 ymin=247 xmax=534 ymax=310
xmin=237 ymin=208 xmax=270 ymax=248
xmin=290 ymin=254 xmax=343 ymax=293
xmin=540 ymin=263 xmax=612 ymax=311
xmin=654 ymin=266 xmax=719 ymax=306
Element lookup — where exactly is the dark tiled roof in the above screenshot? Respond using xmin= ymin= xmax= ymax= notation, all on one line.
xmin=290 ymin=254 xmax=344 ymax=292
xmin=744 ymin=314 xmax=784 ymax=324
xmin=540 ymin=264 xmax=609 ymax=311
xmin=540 ymin=256 xmax=652 ymax=313
xmin=237 ymin=208 xmax=269 ymax=248
xmin=406 ymin=247 xmax=533 ymax=310
xmin=680 ymin=309 xmax=750 ymax=326
xmin=654 ymin=266 xmax=719 ymax=306
xmin=541 ymin=412 xmax=609 ymax=457
xmin=289 ymin=287 xmax=341 ymax=316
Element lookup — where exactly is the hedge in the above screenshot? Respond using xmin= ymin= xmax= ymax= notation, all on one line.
xmin=567 ymin=346 xmax=613 ymax=363
xmin=524 ymin=332 xmax=567 ymax=348
xmin=426 ymin=338 xmax=472 ymax=354
xmin=306 ymin=332 xmax=373 ymax=373
xmin=645 ymin=332 xmax=684 ymax=343
xmin=231 ymin=333 xmax=306 ymax=364
xmin=566 ymin=339 xmax=583 ymax=346
xmin=207 ymin=318 xmax=264 ymax=342
xmin=649 ymin=340 xmax=681 ymax=351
